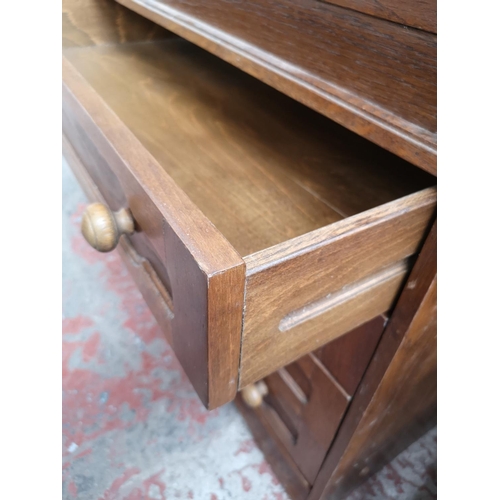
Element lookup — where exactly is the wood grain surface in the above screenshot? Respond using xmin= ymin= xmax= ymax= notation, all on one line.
xmin=63 ymin=133 xmax=175 ymax=347
xmin=309 ymin=221 xmax=437 ymax=500
xmin=251 ymin=311 xmax=387 ymax=488
xmin=64 ymin=38 xmax=433 ymax=257
xmin=314 ymin=315 xmax=386 ymax=396
xmin=117 ymin=0 xmax=437 ymax=173
xmin=63 ymin=55 xmax=246 ymax=410
xmin=263 ymin=355 xmax=351 ymax=484
xmin=240 ymin=188 xmax=436 ymax=386
xmin=236 ymin=315 xmax=388 ymax=496
xmin=62 ymin=0 xmax=171 ymax=48
xmin=323 ymin=277 xmax=437 ymax=499
xmin=320 ymin=0 xmax=436 ymax=33
xmin=63 ymin=0 xmax=437 ymax=413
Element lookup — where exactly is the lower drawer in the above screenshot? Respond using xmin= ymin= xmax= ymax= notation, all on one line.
xmin=240 ymin=317 xmax=386 ymax=484
xmin=63 ymin=2 xmax=436 ymax=410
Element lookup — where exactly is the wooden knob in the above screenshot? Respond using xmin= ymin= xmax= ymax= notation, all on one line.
xmin=81 ymin=203 xmax=134 ymax=252
xmin=241 ymin=381 xmax=269 ymax=408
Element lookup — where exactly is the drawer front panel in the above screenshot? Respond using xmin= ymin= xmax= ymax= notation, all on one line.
xmin=63 ymin=134 xmax=176 ymax=345
xmin=260 ymin=355 xmax=350 ymax=484
xmin=62 ymin=105 xmax=174 ymax=296
xmin=243 ymin=316 xmax=386 ymax=484
xmin=63 ymin=58 xmax=245 ymax=410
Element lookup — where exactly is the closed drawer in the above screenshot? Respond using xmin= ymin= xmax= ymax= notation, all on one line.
xmin=240 ymin=316 xmax=386 ymax=484
xmin=62 ymin=12 xmax=435 ymax=410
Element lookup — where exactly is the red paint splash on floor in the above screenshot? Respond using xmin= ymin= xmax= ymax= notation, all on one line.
xmin=100 ymin=467 xmax=141 ymax=500
xmin=235 ymin=439 xmax=256 ymax=455
xmin=63 ymin=315 xmax=93 ymax=334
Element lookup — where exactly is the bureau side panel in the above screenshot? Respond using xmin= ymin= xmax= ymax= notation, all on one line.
xmin=309 ymin=221 xmax=437 ymax=500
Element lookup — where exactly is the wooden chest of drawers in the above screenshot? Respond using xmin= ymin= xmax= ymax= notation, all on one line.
xmin=62 ymin=0 xmax=436 ymax=497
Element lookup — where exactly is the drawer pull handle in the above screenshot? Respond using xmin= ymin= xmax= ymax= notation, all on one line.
xmin=241 ymin=381 xmax=268 ymax=408
xmin=81 ymin=203 xmax=135 ymax=252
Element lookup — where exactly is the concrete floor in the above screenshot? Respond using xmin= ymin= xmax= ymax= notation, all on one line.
xmin=62 ymin=157 xmax=436 ymax=499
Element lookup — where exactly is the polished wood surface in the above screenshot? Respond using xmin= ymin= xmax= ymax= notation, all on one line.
xmin=81 ymin=203 xmax=135 ymax=252
xmin=320 ymin=0 xmax=436 ymax=32
xmin=309 ymin=222 xmax=437 ymax=500
xmin=118 ymin=0 xmax=437 ymax=173
xmin=240 ymin=189 xmax=436 ymax=387
xmin=64 ymin=37 xmax=433 ymax=257
xmin=63 ymin=17 xmax=435 ymax=409
xmin=63 ymin=55 xmax=246 ymax=410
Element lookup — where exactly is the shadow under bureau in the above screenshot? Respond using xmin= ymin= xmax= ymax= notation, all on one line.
xmin=62 ymin=1 xmax=436 ymax=498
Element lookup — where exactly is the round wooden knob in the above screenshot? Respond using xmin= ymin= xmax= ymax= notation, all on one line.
xmin=81 ymin=203 xmax=135 ymax=252
xmin=241 ymin=381 xmax=269 ymax=408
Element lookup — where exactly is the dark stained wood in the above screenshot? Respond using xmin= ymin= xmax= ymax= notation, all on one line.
xmin=290 ymin=357 xmax=351 ymax=484
xmin=63 ymin=0 xmax=438 ymax=419
xmin=117 ymin=0 xmax=437 ymax=173
xmin=320 ymin=0 xmax=436 ymax=33
xmin=64 ymin=38 xmax=433 ymax=257
xmin=234 ymin=313 xmax=391 ymax=497
xmin=314 ymin=315 xmax=386 ymax=396
xmin=235 ymin=395 xmax=311 ymax=500
xmin=63 ymin=134 xmax=175 ymax=347
xmin=328 ymin=278 xmax=436 ymax=499
xmin=266 ymin=371 xmax=307 ymax=429
xmin=238 ymin=314 xmax=389 ymax=491
xmin=63 ymin=56 xmax=246 ymax=410
xmin=62 ymin=0 xmax=171 ymax=48
xmin=253 ymin=355 xmax=350 ymax=485
xmin=240 ymin=189 xmax=436 ymax=386
xmin=309 ymin=221 xmax=437 ymax=500
xmin=63 ymin=109 xmax=175 ymax=295
xmin=284 ymin=362 xmax=313 ymax=403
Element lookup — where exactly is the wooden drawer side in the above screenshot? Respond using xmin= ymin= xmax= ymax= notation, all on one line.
xmin=240 ymin=188 xmax=436 ymax=387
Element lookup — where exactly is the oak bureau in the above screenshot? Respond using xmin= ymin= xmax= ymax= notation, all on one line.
xmin=62 ymin=0 xmax=436 ymax=497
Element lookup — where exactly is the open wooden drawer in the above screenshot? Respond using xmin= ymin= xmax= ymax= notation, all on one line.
xmin=62 ymin=11 xmax=436 ymax=410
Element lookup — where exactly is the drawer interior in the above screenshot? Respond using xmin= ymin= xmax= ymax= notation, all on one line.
xmin=63 ymin=9 xmax=436 ymax=409
xmin=63 ymin=36 xmax=434 ymax=258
